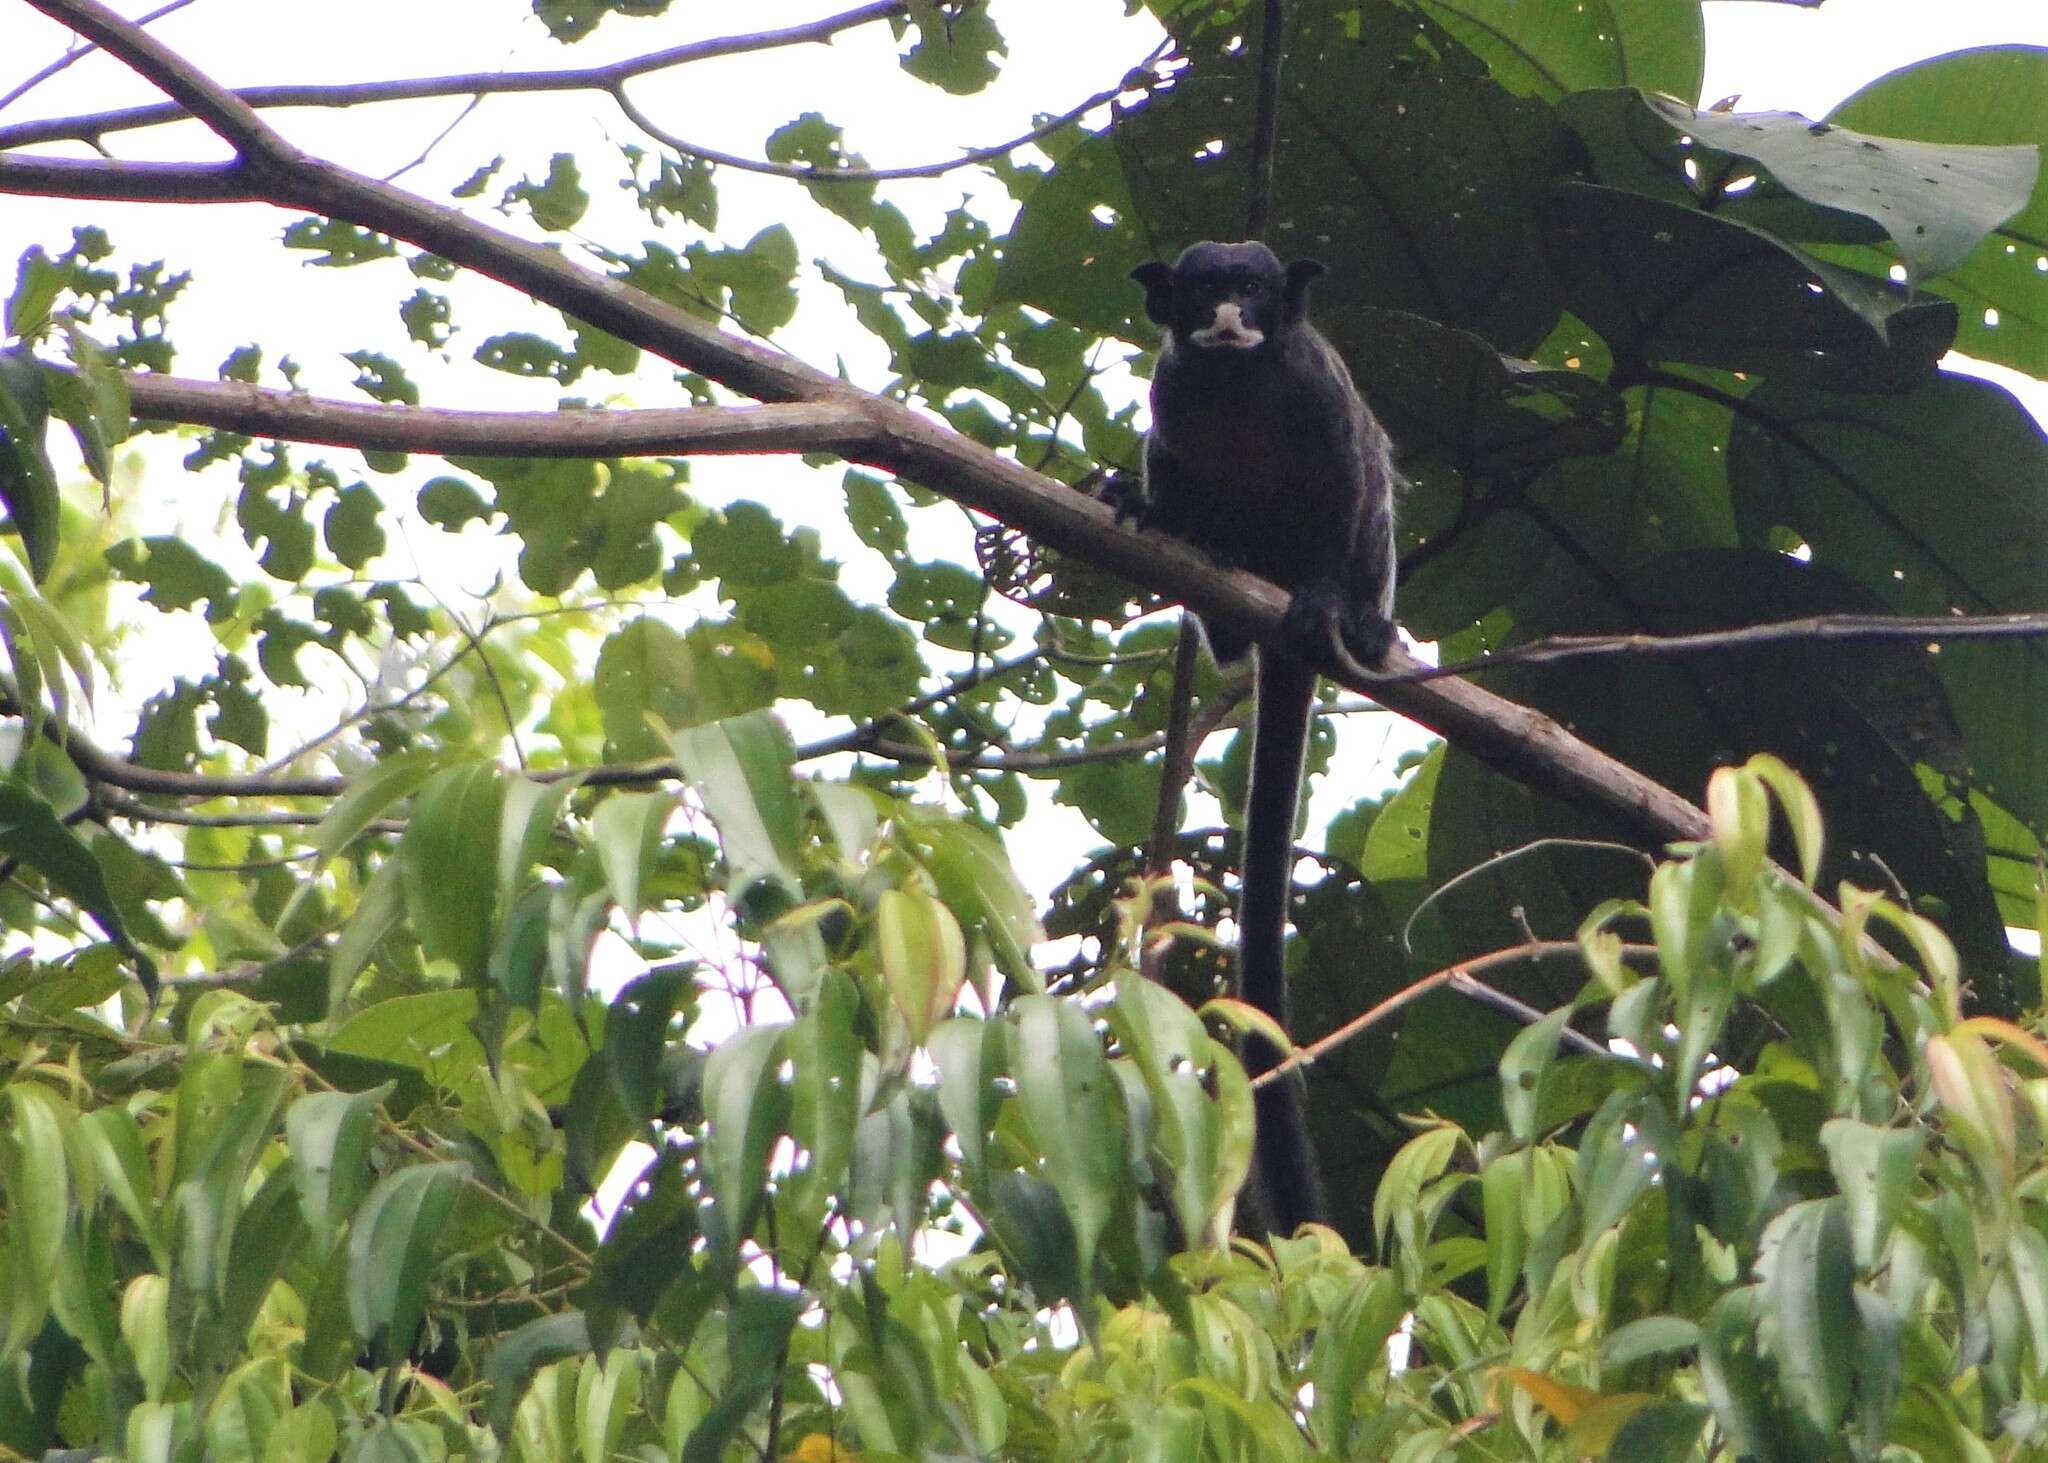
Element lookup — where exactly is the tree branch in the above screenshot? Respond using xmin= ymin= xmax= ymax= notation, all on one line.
xmin=1251 ymin=940 xmax=1648 ymax=1088
xmin=609 ymin=51 xmax=1160 ymax=184
xmin=0 ymin=0 xmax=197 ymax=116
xmin=9 ymin=0 xmax=1715 ymax=853
xmin=0 ymin=0 xmax=904 ymax=149
xmin=117 ymin=371 xmax=879 ymax=457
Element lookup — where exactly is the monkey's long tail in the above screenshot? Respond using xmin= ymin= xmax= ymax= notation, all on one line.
xmin=1239 ymin=651 xmax=1328 ymax=1235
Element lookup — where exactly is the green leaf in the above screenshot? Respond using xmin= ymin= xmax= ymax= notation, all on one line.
xmin=680 ymin=1288 xmax=800 ymax=1463
xmin=1498 ymin=1004 xmax=1576 ymax=1144
xmin=1545 ymin=181 xmax=1956 ymax=388
xmin=397 ymin=761 xmax=505 ymax=983
xmin=0 ymin=1085 xmax=70 ymax=1355
xmin=896 ymin=0 xmax=1005 ymax=95
xmin=77 ymin=1106 xmax=167 ymax=1269
xmin=286 ymin=747 xmax=446 ymax=925
xmin=784 ymin=971 xmax=862 ymax=1228
xmin=345 ymin=1161 xmax=468 ymax=1360
xmin=1603 ymin=1401 xmax=1711 ymax=1461
xmin=327 ymin=851 xmax=404 ymax=1011
xmin=894 ymin=805 xmax=1042 ymax=987
xmin=0 ymin=348 xmax=59 ymax=581
xmin=593 ymin=617 xmax=774 ymax=759
xmin=497 ymin=771 xmax=583 ymax=911
xmin=285 ymin=1083 xmax=393 ymax=1255
xmin=584 ymin=1151 xmax=698 ymax=1347
xmin=323 ymin=482 xmax=386 ymax=568
xmin=590 ymin=788 xmax=673 ymax=923
xmin=282 ymin=218 xmax=397 ymax=266
xmin=1830 ymin=46 xmax=2048 ymax=371
xmin=507 ymin=153 xmax=589 ymax=232
xmin=483 ymin=1310 xmax=591 ymax=1438
xmin=1576 ymin=1089 xmax=1662 ymax=1237
xmin=877 ymin=886 xmax=966 ymax=1044
xmin=927 ymin=1016 xmax=1002 ymax=1187
xmin=604 ymin=963 xmax=696 ymax=1123
xmin=0 ymin=784 xmax=155 ymax=991
xmin=1601 ymin=1315 xmax=1704 ymax=1368
xmin=1650 ymin=96 xmax=2039 ymax=284
xmin=1819 ymin=1118 xmax=1922 ymax=1270
xmin=49 ymin=322 xmax=130 ymax=486
xmin=1756 ymin=1197 xmax=1856 ymax=1435
xmin=1009 ymin=994 xmax=1123 ymax=1288
xmin=700 ymin=1022 xmax=789 ymax=1243
xmin=5 ymin=247 xmax=63 ymax=338
xmin=1479 ymin=1149 xmax=1526 ymax=1318
xmin=670 ymin=712 xmax=802 ymax=902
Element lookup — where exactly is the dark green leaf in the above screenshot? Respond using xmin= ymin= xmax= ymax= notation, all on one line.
xmin=345 ymin=1161 xmax=468 ymax=1360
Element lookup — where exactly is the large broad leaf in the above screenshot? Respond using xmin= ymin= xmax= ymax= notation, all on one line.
xmin=1829 ymin=46 xmax=2048 ymax=372
xmin=1728 ymin=371 xmax=2048 ymax=853
xmin=997 ymin=0 xmax=1581 ymax=353
xmin=1417 ymin=0 xmax=1703 ymax=103
xmin=1427 ymin=550 xmax=2013 ymax=1006
xmin=1348 ymin=309 xmax=1626 ymax=481
xmin=1646 ymin=96 xmax=2038 ymax=284
xmin=1543 ymin=182 xmax=1956 ymax=387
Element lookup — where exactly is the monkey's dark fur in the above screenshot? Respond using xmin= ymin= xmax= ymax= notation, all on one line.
xmin=1128 ymin=240 xmax=1398 ymax=1235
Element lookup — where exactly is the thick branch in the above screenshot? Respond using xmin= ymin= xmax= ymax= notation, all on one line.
xmin=0 ymin=152 xmax=258 ymax=200
xmin=0 ymin=2 xmax=904 ymax=149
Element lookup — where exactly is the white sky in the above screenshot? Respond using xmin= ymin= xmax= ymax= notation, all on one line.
xmin=0 ymin=0 xmax=2043 ymax=920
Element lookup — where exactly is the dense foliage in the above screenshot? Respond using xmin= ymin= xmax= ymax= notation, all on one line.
xmin=0 ymin=0 xmax=2042 ymax=1458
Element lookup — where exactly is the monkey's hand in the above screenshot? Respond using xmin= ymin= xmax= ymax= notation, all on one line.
xmin=1282 ymin=582 xmax=1397 ymax=670
xmin=1096 ymin=471 xmax=1154 ymax=529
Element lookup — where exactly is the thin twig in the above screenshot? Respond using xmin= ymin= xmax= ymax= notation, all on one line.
xmin=0 ymin=1 xmax=905 ymax=148
xmin=609 ymin=46 xmax=1165 ymax=185
xmin=0 ymin=0 xmax=197 ymax=115
xmin=1401 ymin=837 xmax=1655 ymax=955
xmin=1251 ymin=940 xmax=1653 ymax=1088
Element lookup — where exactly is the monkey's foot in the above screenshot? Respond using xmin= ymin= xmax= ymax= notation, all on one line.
xmin=1097 ymin=473 xmax=1153 ymax=529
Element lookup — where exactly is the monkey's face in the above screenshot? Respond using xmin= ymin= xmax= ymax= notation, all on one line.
xmin=1131 ymin=241 xmax=1325 ymax=355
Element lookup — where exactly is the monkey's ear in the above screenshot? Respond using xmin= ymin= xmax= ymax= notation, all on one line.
xmin=1130 ymin=261 xmax=1176 ymax=326
xmin=1283 ymin=258 xmax=1325 ymax=320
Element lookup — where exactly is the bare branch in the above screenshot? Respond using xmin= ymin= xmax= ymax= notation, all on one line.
xmin=0 ymin=0 xmax=904 ymax=149
xmin=610 ymin=50 xmax=1162 ymax=184
xmin=0 ymin=0 xmax=197 ymax=116
xmin=1391 ymin=612 xmax=2048 ymax=682
xmin=1252 ymin=940 xmax=1649 ymax=1087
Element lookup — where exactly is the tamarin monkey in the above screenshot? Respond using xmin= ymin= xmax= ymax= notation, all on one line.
xmin=1127 ymin=240 xmax=1399 ymax=1234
